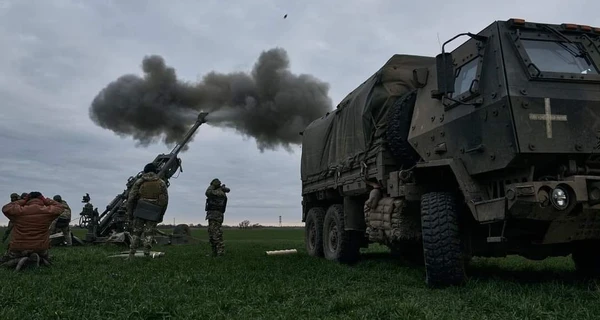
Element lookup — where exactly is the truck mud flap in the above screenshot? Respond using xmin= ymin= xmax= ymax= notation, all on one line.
xmin=415 ymin=158 xmax=486 ymax=221
xmin=344 ymin=196 xmax=366 ymax=231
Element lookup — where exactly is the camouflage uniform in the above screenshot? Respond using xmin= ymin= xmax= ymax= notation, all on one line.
xmin=126 ymin=163 xmax=169 ymax=258
xmin=48 ymin=195 xmax=72 ymax=246
xmin=82 ymin=203 xmax=94 ymax=215
xmin=205 ymin=179 xmax=230 ymax=256
xmin=2 ymin=193 xmax=19 ymax=243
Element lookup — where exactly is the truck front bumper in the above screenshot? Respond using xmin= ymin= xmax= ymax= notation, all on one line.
xmin=506 ymin=175 xmax=600 ymax=219
xmin=505 ymin=175 xmax=600 ymax=243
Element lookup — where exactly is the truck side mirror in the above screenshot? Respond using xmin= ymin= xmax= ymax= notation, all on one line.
xmin=432 ymin=52 xmax=455 ymax=99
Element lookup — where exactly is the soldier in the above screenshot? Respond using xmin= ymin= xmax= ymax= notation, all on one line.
xmin=126 ymin=163 xmax=169 ymax=259
xmin=2 ymin=193 xmax=20 ymax=243
xmin=48 ymin=195 xmax=72 ymax=246
xmin=0 ymin=191 xmax=63 ymax=271
xmin=205 ymin=178 xmax=230 ymax=256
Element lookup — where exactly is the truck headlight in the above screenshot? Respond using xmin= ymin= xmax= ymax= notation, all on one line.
xmin=551 ymin=187 xmax=568 ymax=210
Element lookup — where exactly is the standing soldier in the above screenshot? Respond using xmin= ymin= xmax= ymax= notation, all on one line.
xmin=2 ymin=193 xmax=20 ymax=243
xmin=205 ymin=178 xmax=230 ymax=256
xmin=49 ymin=195 xmax=72 ymax=246
xmin=126 ymin=163 xmax=169 ymax=259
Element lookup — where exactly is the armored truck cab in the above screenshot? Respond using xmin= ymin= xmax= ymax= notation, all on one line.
xmin=300 ymin=18 xmax=600 ymax=287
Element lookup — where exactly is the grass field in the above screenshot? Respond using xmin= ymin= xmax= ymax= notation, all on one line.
xmin=1 ymin=227 xmax=599 ymax=320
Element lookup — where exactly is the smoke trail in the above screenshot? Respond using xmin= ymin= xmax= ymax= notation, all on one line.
xmin=89 ymin=47 xmax=333 ymax=152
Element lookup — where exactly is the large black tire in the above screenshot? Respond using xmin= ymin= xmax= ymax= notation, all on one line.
xmin=322 ymin=204 xmax=360 ymax=264
xmin=572 ymin=241 xmax=600 ymax=277
xmin=305 ymin=207 xmax=325 ymax=257
xmin=386 ymin=90 xmax=420 ymax=167
xmin=420 ymin=192 xmax=467 ymax=287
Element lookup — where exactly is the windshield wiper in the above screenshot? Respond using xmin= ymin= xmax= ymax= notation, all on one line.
xmin=542 ymin=25 xmax=589 ymax=58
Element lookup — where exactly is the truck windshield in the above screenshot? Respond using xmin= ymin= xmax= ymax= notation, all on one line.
xmin=521 ymin=39 xmax=598 ymax=75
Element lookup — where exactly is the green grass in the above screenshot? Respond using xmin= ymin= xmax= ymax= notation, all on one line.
xmin=0 ymin=227 xmax=599 ymax=320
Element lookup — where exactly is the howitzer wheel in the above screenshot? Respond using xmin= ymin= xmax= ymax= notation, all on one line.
xmin=305 ymin=207 xmax=325 ymax=257
xmin=173 ymin=224 xmax=191 ymax=236
xmin=420 ymin=191 xmax=467 ymax=287
xmin=386 ymin=89 xmax=420 ymax=167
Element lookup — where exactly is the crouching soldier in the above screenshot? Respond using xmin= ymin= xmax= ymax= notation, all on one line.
xmin=1 ymin=193 xmax=19 ymax=244
xmin=0 ymin=191 xmax=64 ymax=271
xmin=126 ymin=163 xmax=169 ymax=259
xmin=49 ymin=195 xmax=72 ymax=246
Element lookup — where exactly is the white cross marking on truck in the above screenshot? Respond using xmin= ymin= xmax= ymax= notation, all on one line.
xmin=528 ymin=98 xmax=567 ymax=138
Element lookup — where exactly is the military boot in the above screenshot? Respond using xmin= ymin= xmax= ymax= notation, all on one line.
xmin=29 ymin=253 xmax=40 ymax=267
xmin=15 ymin=257 xmax=29 ymax=272
xmin=206 ymin=247 xmax=217 ymax=257
xmin=65 ymin=232 xmax=73 ymax=246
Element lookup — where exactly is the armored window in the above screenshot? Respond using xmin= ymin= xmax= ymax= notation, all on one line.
xmin=453 ymin=58 xmax=479 ymax=97
xmin=521 ymin=39 xmax=598 ymax=75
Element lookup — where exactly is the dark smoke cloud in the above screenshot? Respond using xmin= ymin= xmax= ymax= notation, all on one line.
xmin=89 ymin=47 xmax=333 ymax=152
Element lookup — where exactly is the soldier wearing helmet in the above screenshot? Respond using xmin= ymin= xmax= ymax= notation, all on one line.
xmin=205 ymin=178 xmax=230 ymax=256
xmin=48 ymin=194 xmax=72 ymax=246
xmin=126 ymin=163 xmax=169 ymax=259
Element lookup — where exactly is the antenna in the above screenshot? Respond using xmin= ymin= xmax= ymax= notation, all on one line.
xmin=437 ymin=32 xmax=442 ymax=51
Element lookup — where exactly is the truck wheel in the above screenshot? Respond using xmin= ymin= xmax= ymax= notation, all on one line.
xmin=386 ymin=89 xmax=420 ymax=167
xmin=420 ymin=192 xmax=467 ymax=287
xmin=572 ymin=241 xmax=600 ymax=277
xmin=305 ymin=207 xmax=325 ymax=257
xmin=323 ymin=204 xmax=360 ymax=264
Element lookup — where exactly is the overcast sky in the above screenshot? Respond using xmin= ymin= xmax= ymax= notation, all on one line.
xmin=0 ymin=0 xmax=597 ymax=227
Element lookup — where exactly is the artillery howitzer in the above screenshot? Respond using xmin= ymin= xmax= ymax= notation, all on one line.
xmin=79 ymin=112 xmax=209 ymax=245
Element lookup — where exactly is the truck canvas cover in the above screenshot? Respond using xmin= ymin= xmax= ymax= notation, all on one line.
xmin=300 ymin=54 xmax=435 ymax=182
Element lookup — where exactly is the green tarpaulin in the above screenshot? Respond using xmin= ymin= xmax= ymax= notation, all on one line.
xmin=300 ymin=54 xmax=435 ymax=181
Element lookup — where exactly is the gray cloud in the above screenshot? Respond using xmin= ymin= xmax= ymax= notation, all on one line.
xmin=1 ymin=0 xmax=598 ymax=227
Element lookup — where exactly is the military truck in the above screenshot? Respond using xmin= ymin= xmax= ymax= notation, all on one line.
xmin=299 ymin=18 xmax=600 ymax=286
